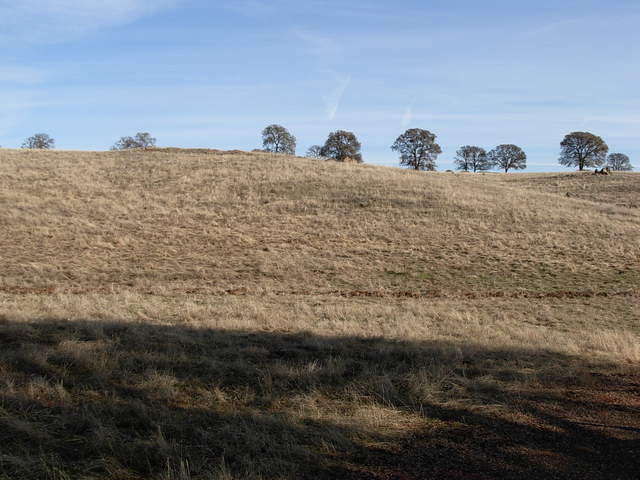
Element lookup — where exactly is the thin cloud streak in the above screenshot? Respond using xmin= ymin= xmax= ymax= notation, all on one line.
xmin=323 ymin=74 xmax=351 ymax=120
xmin=295 ymin=29 xmax=352 ymax=120
xmin=521 ymin=14 xmax=640 ymax=39
xmin=0 ymin=0 xmax=178 ymax=43
xmin=401 ymin=105 xmax=414 ymax=128
xmin=0 ymin=66 xmax=47 ymax=84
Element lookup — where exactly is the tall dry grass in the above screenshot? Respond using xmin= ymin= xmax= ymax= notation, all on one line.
xmin=1 ymin=148 xmax=638 ymax=295
xmin=0 ymin=148 xmax=638 ymax=479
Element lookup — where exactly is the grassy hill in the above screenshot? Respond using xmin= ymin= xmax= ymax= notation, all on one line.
xmin=0 ymin=149 xmax=638 ymax=479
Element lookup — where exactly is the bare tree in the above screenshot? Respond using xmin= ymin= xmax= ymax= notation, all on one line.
xmin=559 ymin=132 xmax=608 ymax=171
xmin=262 ymin=125 xmax=296 ymax=154
xmin=488 ymin=144 xmax=527 ymax=173
xmin=454 ymin=146 xmax=490 ymax=172
xmin=320 ymin=130 xmax=362 ymax=162
xmin=112 ymin=132 xmax=156 ymax=150
xmin=606 ymin=153 xmax=633 ymax=171
xmin=306 ymin=145 xmax=325 ymax=159
xmin=391 ymin=128 xmax=441 ymax=171
xmin=22 ymin=133 xmax=55 ymax=149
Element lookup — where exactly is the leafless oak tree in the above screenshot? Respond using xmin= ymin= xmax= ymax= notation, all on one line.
xmin=320 ymin=130 xmax=362 ymax=162
xmin=306 ymin=145 xmax=325 ymax=159
xmin=455 ymin=146 xmax=490 ymax=172
xmin=391 ymin=128 xmax=441 ymax=171
xmin=559 ymin=132 xmax=608 ymax=171
xmin=606 ymin=153 xmax=633 ymax=171
xmin=22 ymin=133 xmax=55 ymax=149
xmin=112 ymin=132 xmax=156 ymax=150
xmin=488 ymin=144 xmax=527 ymax=173
xmin=262 ymin=125 xmax=296 ymax=155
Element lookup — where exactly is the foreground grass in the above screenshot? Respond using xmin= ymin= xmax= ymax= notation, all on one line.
xmin=0 ymin=149 xmax=638 ymax=479
xmin=2 ymin=294 xmax=638 ymax=479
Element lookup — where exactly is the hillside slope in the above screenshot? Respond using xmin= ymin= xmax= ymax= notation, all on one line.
xmin=1 ymin=149 xmax=638 ymax=296
xmin=500 ymin=171 xmax=640 ymax=209
xmin=0 ymin=149 xmax=638 ymax=480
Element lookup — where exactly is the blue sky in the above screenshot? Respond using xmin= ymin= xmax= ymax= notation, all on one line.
xmin=0 ymin=0 xmax=638 ymax=171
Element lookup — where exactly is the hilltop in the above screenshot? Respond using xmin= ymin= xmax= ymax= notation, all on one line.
xmin=0 ymin=149 xmax=638 ymax=480
xmin=1 ymin=148 xmax=638 ymax=296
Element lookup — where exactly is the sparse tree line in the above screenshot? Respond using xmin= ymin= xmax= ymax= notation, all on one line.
xmin=111 ymin=132 xmax=157 ymax=150
xmin=261 ymin=125 xmax=362 ymax=163
xmin=11 ymin=132 xmax=157 ymax=151
xmin=391 ymin=132 xmax=527 ymax=173
xmin=264 ymin=125 xmax=633 ymax=172
xmin=10 ymin=128 xmax=634 ymax=172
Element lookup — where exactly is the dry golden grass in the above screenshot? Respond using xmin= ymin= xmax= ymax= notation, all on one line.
xmin=0 ymin=148 xmax=638 ymax=479
xmin=500 ymin=170 xmax=640 ymax=209
xmin=1 ymin=149 xmax=638 ymax=296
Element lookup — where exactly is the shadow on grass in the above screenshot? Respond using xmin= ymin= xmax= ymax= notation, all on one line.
xmin=0 ymin=317 xmax=638 ymax=479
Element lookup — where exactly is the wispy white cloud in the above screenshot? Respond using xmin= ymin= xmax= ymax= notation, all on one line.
xmin=225 ymin=0 xmax=279 ymax=18
xmin=521 ymin=14 xmax=640 ymax=42
xmin=0 ymin=0 xmax=178 ymax=43
xmin=401 ymin=105 xmax=413 ymax=128
xmin=521 ymin=16 xmax=595 ymax=39
xmin=581 ymin=114 xmax=640 ymax=124
xmin=0 ymin=66 xmax=47 ymax=135
xmin=323 ymin=73 xmax=350 ymax=120
xmin=0 ymin=66 xmax=47 ymax=84
xmin=0 ymin=90 xmax=38 ymax=137
xmin=295 ymin=29 xmax=351 ymax=120
xmin=0 ymin=1 xmax=176 ymax=131
xmin=295 ymin=29 xmax=340 ymax=64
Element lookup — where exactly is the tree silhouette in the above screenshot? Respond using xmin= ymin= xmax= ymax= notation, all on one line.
xmin=262 ymin=125 xmax=296 ymax=155
xmin=559 ymin=132 xmax=608 ymax=171
xmin=306 ymin=145 xmax=325 ymax=159
xmin=391 ymin=128 xmax=442 ymax=171
xmin=112 ymin=132 xmax=156 ymax=150
xmin=606 ymin=153 xmax=633 ymax=171
xmin=320 ymin=130 xmax=362 ymax=162
xmin=455 ymin=146 xmax=490 ymax=172
xmin=488 ymin=144 xmax=527 ymax=173
xmin=22 ymin=133 xmax=55 ymax=149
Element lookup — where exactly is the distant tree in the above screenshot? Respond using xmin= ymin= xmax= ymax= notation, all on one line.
xmin=391 ymin=128 xmax=442 ymax=171
xmin=306 ymin=145 xmax=325 ymax=159
xmin=112 ymin=137 xmax=138 ymax=150
xmin=454 ymin=146 xmax=490 ymax=172
xmin=606 ymin=153 xmax=633 ymax=171
xmin=488 ymin=144 xmax=527 ymax=173
xmin=559 ymin=132 xmax=608 ymax=171
xmin=262 ymin=124 xmax=296 ymax=154
xmin=22 ymin=133 xmax=55 ymax=149
xmin=320 ymin=130 xmax=363 ymax=162
xmin=112 ymin=132 xmax=156 ymax=150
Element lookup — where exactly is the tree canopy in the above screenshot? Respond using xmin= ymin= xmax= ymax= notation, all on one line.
xmin=306 ymin=145 xmax=325 ymax=159
xmin=488 ymin=144 xmax=527 ymax=172
xmin=112 ymin=132 xmax=157 ymax=150
xmin=320 ymin=130 xmax=362 ymax=162
xmin=559 ymin=132 xmax=608 ymax=171
xmin=262 ymin=125 xmax=296 ymax=155
xmin=606 ymin=153 xmax=633 ymax=171
xmin=21 ymin=133 xmax=55 ymax=149
xmin=454 ymin=146 xmax=490 ymax=172
xmin=391 ymin=128 xmax=442 ymax=171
